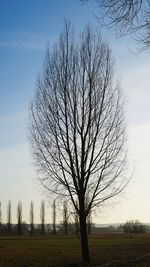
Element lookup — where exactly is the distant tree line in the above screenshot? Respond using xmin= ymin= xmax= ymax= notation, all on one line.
xmin=94 ymin=221 xmax=149 ymax=234
xmin=0 ymin=200 xmax=93 ymax=236
xmin=123 ymin=220 xmax=146 ymax=233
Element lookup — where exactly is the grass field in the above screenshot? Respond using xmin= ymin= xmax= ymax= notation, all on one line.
xmin=0 ymin=233 xmax=150 ymax=266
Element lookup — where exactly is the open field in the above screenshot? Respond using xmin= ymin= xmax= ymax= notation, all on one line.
xmin=0 ymin=233 xmax=150 ymax=266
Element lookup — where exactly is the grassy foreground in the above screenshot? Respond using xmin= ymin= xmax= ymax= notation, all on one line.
xmin=0 ymin=233 xmax=150 ymax=266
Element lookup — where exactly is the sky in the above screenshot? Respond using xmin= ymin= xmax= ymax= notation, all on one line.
xmin=0 ymin=0 xmax=150 ymax=225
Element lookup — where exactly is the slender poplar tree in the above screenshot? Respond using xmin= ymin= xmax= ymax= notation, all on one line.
xmin=40 ymin=200 xmax=45 ymax=235
xmin=63 ymin=200 xmax=68 ymax=235
xmin=7 ymin=200 xmax=12 ymax=235
xmin=52 ymin=200 xmax=56 ymax=234
xmin=17 ymin=201 xmax=22 ymax=235
xmin=30 ymin=201 xmax=34 ymax=235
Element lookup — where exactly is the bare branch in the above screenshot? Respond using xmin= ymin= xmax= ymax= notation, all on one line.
xmin=81 ymin=0 xmax=150 ymax=50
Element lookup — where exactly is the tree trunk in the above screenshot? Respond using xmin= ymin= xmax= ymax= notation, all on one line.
xmin=79 ymin=212 xmax=90 ymax=265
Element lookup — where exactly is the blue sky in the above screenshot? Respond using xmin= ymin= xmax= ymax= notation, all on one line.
xmin=0 ymin=0 xmax=150 ymax=224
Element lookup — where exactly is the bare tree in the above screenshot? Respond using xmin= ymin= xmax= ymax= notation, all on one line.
xmin=40 ymin=200 xmax=45 ymax=235
xmin=29 ymin=201 xmax=34 ymax=235
xmin=63 ymin=200 xmax=68 ymax=235
xmin=29 ymin=22 xmax=128 ymax=264
xmin=17 ymin=201 xmax=22 ymax=235
xmin=81 ymin=0 xmax=150 ymax=50
xmin=52 ymin=200 xmax=56 ymax=234
xmin=7 ymin=200 xmax=12 ymax=235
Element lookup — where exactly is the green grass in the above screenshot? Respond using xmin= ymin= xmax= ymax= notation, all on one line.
xmin=0 ymin=233 xmax=150 ymax=266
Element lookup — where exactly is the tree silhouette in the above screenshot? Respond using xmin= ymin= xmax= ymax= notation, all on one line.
xmin=29 ymin=22 xmax=128 ymax=264
xmin=7 ymin=200 xmax=12 ymax=235
xmin=52 ymin=200 xmax=56 ymax=234
xmin=63 ymin=200 xmax=68 ymax=235
xmin=29 ymin=201 xmax=34 ymax=235
xmin=40 ymin=200 xmax=45 ymax=235
xmin=17 ymin=201 xmax=22 ymax=235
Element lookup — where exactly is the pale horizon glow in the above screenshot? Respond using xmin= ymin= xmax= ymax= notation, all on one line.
xmin=0 ymin=0 xmax=150 ymax=225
